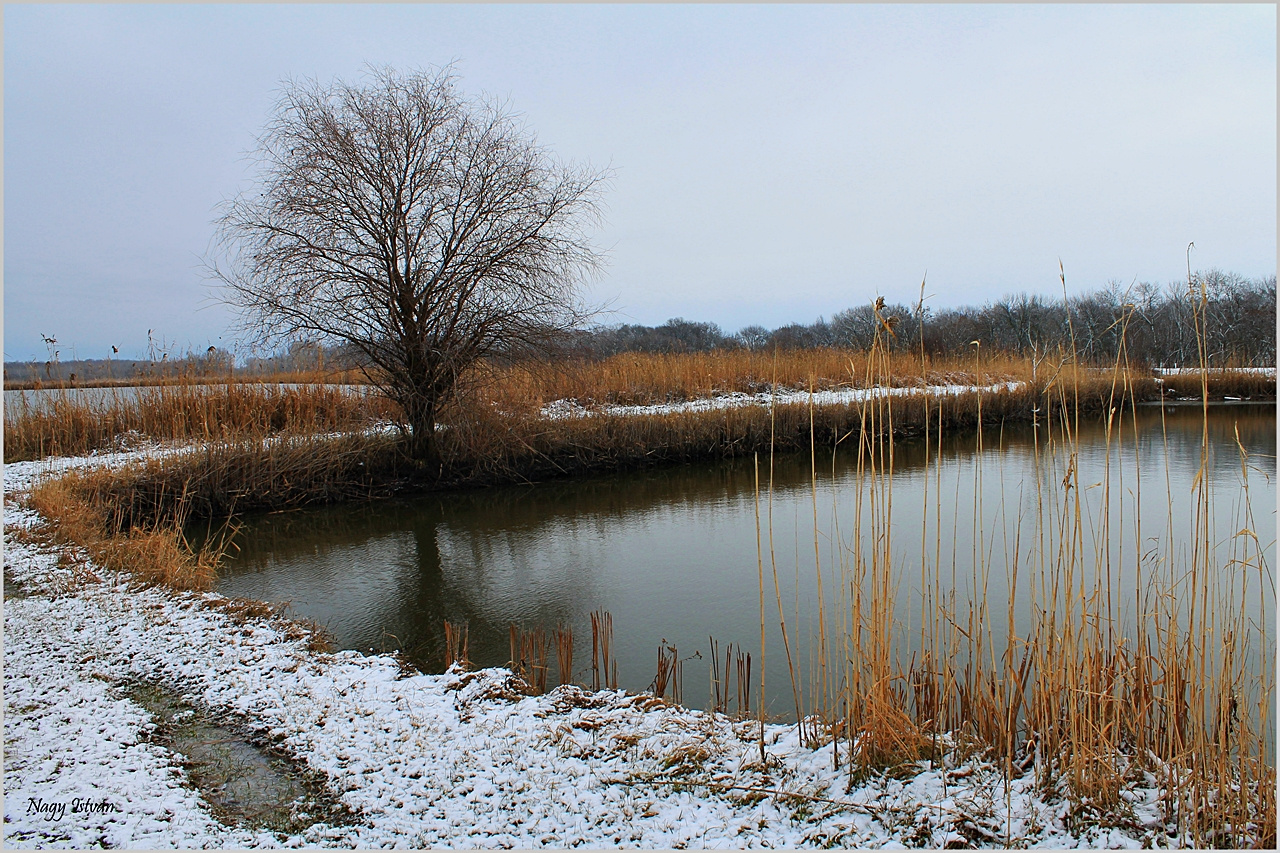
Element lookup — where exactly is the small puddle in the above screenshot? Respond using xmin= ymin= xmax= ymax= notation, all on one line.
xmin=122 ymin=683 xmax=353 ymax=834
xmin=4 ymin=571 xmax=30 ymax=600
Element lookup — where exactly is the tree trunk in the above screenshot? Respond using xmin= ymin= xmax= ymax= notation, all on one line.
xmin=405 ymin=396 xmax=442 ymax=479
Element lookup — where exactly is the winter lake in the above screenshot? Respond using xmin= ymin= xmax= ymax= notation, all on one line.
xmin=212 ymin=402 xmax=1276 ymax=720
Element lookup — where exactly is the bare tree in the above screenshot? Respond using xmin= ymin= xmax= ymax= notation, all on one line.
xmin=213 ymin=67 xmax=608 ymax=473
xmin=735 ymin=324 xmax=771 ymax=351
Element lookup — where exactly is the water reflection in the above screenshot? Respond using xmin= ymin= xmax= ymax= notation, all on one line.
xmin=215 ymin=403 xmax=1275 ymax=717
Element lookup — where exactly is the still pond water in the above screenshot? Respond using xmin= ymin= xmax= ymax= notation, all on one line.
xmin=216 ymin=403 xmax=1276 ymax=718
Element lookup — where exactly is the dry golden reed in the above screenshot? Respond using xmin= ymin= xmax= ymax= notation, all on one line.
xmin=785 ymin=293 xmax=1278 ymax=846
xmin=26 ymin=474 xmax=221 ymax=591
xmin=4 ymin=380 xmax=396 ymax=462
xmin=443 ymin=621 xmax=470 ymax=671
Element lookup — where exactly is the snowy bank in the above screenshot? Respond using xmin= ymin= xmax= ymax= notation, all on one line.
xmin=541 ymin=382 xmax=1024 ymax=420
xmin=1153 ymin=366 xmax=1276 ymax=376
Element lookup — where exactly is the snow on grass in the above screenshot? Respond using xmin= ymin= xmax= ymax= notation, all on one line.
xmin=1153 ymin=366 xmax=1276 ymax=376
xmin=5 ymin=447 xmax=1183 ymax=848
xmin=3 ymin=446 xmax=181 ymax=494
xmin=541 ymin=382 xmax=1024 ymax=420
xmin=2 ymin=421 xmax=404 ymax=494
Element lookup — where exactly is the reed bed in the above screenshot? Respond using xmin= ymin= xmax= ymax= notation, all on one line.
xmin=24 ymin=474 xmax=225 ymax=592
xmin=765 ymin=297 xmax=1276 ymax=846
xmin=709 ymin=637 xmax=753 ymax=717
xmin=24 ymin=376 xmax=1047 ymax=537
xmin=15 ymin=364 xmax=1165 ymax=613
xmin=482 ymin=349 xmax=1038 ymax=408
xmin=4 ymin=381 xmax=396 ymax=462
xmin=1154 ymin=367 xmax=1277 ymax=401
xmin=452 ymin=616 xmax=711 ymax=714
xmin=443 ymin=621 xmax=470 ymax=670
xmin=20 ymin=430 xmax=405 ymax=600
xmin=477 ymin=348 xmax=1271 ymax=410
xmin=554 ymin=624 xmax=575 ymax=687
xmin=591 ymin=610 xmax=619 ymax=691
xmin=509 ymin=624 xmax=553 ymax=694
xmin=649 ymin=641 xmax=686 ymax=705
xmin=441 ymin=366 xmax=1160 ymax=488
xmin=40 ymin=432 xmax=406 ymax=533
xmin=7 ymin=349 xmax=1267 ymax=467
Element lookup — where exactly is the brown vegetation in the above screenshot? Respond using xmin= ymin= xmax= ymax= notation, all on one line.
xmin=4 ymin=381 xmax=396 ymax=462
xmin=1152 ymin=367 xmax=1277 ymax=401
xmin=25 ymin=475 xmax=223 ymax=591
xmin=485 ymin=349 xmax=1037 ymax=406
xmin=7 ymin=349 xmax=1270 ymax=466
xmin=755 ymin=303 xmax=1277 ymax=846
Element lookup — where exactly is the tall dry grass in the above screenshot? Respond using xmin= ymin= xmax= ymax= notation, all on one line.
xmin=43 ymin=432 xmax=406 ymax=534
xmin=479 ymin=349 xmax=1038 ymax=409
xmin=50 ymin=368 xmax=1101 ymax=529
xmin=756 ymin=294 xmax=1278 ymax=845
xmin=4 ymin=381 xmax=396 ymax=462
xmin=1152 ymin=367 xmax=1276 ymax=401
xmin=7 ymin=348 xmax=1266 ymax=467
xmin=20 ymin=431 xmax=405 ymax=598
xmin=14 ymin=358 xmax=1158 ymax=609
xmin=25 ymin=475 xmax=226 ymax=591
xmin=476 ymin=347 xmax=1270 ymax=410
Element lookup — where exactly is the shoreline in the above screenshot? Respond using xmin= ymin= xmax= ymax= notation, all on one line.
xmin=2 ymin=446 xmax=1248 ymax=848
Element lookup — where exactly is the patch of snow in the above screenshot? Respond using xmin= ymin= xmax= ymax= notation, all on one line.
xmin=1153 ymin=366 xmax=1276 ymax=376
xmin=541 ymin=382 xmax=1024 ymax=420
xmin=2 ymin=423 xmax=404 ymax=497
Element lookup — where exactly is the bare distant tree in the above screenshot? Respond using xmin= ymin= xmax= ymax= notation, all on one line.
xmin=213 ymin=67 xmax=608 ymax=473
xmin=735 ymin=324 xmax=771 ymax=351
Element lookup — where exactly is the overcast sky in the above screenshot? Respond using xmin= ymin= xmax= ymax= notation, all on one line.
xmin=4 ymin=4 xmax=1275 ymax=362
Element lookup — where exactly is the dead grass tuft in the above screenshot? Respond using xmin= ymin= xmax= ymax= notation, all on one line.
xmin=27 ymin=471 xmax=221 ymax=592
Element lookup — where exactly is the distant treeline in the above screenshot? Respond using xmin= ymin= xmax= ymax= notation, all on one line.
xmin=6 ymin=269 xmax=1274 ymax=384
xmin=2 ymin=347 xmax=318 ymax=386
xmin=574 ymin=269 xmax=1276 ymax=367
xmin=2 ymin=343 xmax=367 ymax=385
xmin=4 ymin=349 xmax=229 ymax=386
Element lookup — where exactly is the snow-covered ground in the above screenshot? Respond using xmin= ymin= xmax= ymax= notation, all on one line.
xmin=1153 ymin=366 xmax=1276 ymax=376
xmin=539 ymin=366 xmax=1277 ymax=421
xmin=541 ymin=382 xmax=1024 ymax=420
xmin=2 ymin=421 xmax=1209 ymax=847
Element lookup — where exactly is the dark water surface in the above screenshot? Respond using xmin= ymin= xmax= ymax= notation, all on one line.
xmin=215 ymin=403 xmax=1276 ymax=718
